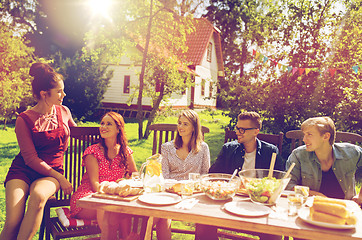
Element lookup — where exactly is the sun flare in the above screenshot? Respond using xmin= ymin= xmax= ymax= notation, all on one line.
xmin=87 ymin=0 xmax=113 ymax=19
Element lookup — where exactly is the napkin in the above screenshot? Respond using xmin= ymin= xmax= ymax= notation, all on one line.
xmin=268 ymin=206 xmax=288 ymax=220
xmin=175 ymin=198 xmax=199 ymax=210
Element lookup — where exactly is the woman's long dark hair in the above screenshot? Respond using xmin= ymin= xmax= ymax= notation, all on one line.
xmin=99 ymin=111 xmax=130 ymax=175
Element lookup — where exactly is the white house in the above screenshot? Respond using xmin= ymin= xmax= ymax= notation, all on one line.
xmin=101 ymin=18 xmax=224 ymax=117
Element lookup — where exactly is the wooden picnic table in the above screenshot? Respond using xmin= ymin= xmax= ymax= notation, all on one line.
xmin=78 ymin=192 xmax=362 ymax=240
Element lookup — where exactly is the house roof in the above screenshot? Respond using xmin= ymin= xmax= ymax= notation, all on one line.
xmin=185 ymin=18 xmax=224 ymax=72
xmin=133 ymin=17 xmax=224 ymax=75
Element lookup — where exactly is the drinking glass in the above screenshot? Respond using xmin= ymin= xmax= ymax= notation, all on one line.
xmin=287 ymin=193 xmax=303 ymax=216
xmin=189 ymin=173 xmax=201 ymax=191
xmin=131 ymin=172 xmax=141 ymax=181
xmin=294 ymin=185 xmax=309 ymax=204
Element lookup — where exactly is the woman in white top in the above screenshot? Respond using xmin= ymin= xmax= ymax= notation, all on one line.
xmin=156 ymin=109 xmax=211 ymax=240
xmin=161 ymin=110 xmax=210 ymax=180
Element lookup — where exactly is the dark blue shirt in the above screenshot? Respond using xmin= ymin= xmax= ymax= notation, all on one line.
xmin=209 ymin=139 xmax=284 ymax=174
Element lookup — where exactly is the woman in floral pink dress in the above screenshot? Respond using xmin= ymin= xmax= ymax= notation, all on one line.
xmin=69 ymin=111 xmax=137 ymax=238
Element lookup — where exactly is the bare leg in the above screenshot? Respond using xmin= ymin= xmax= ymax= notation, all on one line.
xmin=17 ymin=177 xmax=59 ymax=240
xmin=0 ymin=179 xmax=29 ymax=240
xmin=155 ymin=218 xmax=172 ymax=240
xmin=76 ymin=208 xmax=97 ymax=220
xmin=98 ymin=210 xmax=131 ymax=240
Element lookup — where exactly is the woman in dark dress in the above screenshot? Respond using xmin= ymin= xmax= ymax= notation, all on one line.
xmin=0 ymin=63 xmax=76 ymax=240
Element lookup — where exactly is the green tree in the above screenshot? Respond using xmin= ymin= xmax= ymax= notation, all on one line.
xmin=0 ymin=21 xmax=34 ymax=129
xmin=328 ymin=0 xmax=362 ymax=133
xmin=55 ymin=50 xmax=113 ymax=122
xmin=204 ymin=0 xmax=284 ymax=108
xmin=1 ymin=0 xmax=96 ymax=57
xmin=86 ymin=0 xmax=199 ymax=139
xmin=133 ymin=0 xmax=196 ymax=139
xmin=206 ymin=0 xmax=361 ymax=137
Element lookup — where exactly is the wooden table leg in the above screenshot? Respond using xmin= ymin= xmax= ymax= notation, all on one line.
xmin=101 ymin=211 xmax=119 ymax=240
xmin=143 ymin=216 xmax=154 ymax=240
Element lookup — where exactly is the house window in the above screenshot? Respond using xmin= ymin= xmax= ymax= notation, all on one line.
xmin=207 ymin=42 xmax=212 ymax=62
xmin=201 ymin=79 xmax=205 ymax=96
xmin=209 ymin=82 xmax=213 ymax=98
xmin=123 ymin=75 xmax=130 ymax=94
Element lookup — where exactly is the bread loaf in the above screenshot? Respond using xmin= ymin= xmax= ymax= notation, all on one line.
xmin=103 ymin=181 xmax=119 ymax=195
xmin=313 ymin=196 xmax=346 ymax=207
xmin=309 ymin=197 xmax=357 ymax=225
xmin=99 ymin=181 xmax=109 ymax=193
xmin=118 ymin=185 xmax=131 ymax=197
xmin=312 ymin=202 xmax=349 ymax=218
xmin=310 ymin=208 xmax=346 ymax=225
xmin=99 ymin=181 xmax=142 ymax=197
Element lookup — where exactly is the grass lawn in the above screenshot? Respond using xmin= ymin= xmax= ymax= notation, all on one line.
xmin=0 ymin=109 xmax=232 ymax=239
xmin=1 ymin=109 xmax=359 ymax=240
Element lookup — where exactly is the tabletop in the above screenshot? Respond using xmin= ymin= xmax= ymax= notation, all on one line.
xmin=78 ymin=193 xmax=362 ymax=240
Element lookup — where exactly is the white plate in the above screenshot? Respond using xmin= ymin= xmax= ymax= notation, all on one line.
xmin=298 ymin=207 xmax=356 ymax=229
xmin=224 ymin=201 xmax=271 ymax=217
xmin=138 ymin=192 xmax=182 ymax=205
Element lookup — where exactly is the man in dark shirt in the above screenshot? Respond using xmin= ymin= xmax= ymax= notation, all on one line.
xmin=196 ymin=111 xmax=283 ymax=240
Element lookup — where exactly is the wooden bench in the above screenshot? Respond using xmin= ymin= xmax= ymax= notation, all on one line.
xmin=38 ymin=126 xmax=152 ymax=240
xmin=286 ymin=130 xmax=362 ymax=152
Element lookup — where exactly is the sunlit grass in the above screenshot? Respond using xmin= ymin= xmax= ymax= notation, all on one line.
xmin=0 ymin=109 xmax=230 ymax=239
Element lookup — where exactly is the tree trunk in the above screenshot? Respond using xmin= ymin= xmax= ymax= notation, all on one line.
xmin=136 ymin=0 xmax=154 ymax=140
xmin=143 ymin=82 xmax=165 ymax=139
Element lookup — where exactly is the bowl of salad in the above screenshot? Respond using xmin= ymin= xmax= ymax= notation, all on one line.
xmin=200 ymin=173 xmax=241 ymax=200
xmin=238 ymin=169 xmax=291 ymax=205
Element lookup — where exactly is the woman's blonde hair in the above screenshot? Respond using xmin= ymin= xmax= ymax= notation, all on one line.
xmin=174 ymin=109 xmax=203 ymax=153
xmin=301 ymin=116 xmax=336 ymax=145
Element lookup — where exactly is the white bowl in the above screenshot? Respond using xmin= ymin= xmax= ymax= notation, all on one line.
xmin=200 ymin=173 xmax=241 ymax=200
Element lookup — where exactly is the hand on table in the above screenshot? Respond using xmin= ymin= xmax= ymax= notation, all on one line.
xmin=352 ymin=195 xmax=362 ymax=206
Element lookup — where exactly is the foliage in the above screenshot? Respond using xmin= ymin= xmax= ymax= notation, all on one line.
xmin=0 ymin=21 xmax=34 ymax=128
xmin=84 ymin=0 xmax=202 ymax=139
xmin=1 ymin=0 xmax=98 ymax=57
xmin=329 ymin=0 xmax=362 ymax=133
xmin=206 ymin=0 xmax=361 ymax=134
xmin=54 ymin=51 xmax=113 ymax=122
xmin=204 ymin=0 xmax=284 ymax=107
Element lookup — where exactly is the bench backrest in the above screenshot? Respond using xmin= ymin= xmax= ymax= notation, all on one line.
xmin=56 ymin=126 xmax=100 ymax=201
xmin=224 ymin=127 xmax=284 ymax=153
xmin=286 ymin=130 xmax=362 ymax=152
xmin=149 ymin=123 xmax=210 ymax=155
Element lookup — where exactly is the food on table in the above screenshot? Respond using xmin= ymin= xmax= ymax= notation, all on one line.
xmin=200 ymin=174 xmax=240 ymax=200
xmin=98 ymin=180 xmax=143 ymax=197
xmin=166 ymin=183 xmax=182 ymax=193
xmin=313 ymin=196 xmax=346 ymax=206
xmin=202 ymin=180 xmax=237 ymax=200
xmin=294 ymin=185 xmax=309 ymax=197
xmin=310 ymin=197 xmax=357 ymax=225
xmin=244 ymin=177 xmax=282 ymax=204
xmin=239 ymin=169 xmax=291 ymax=205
